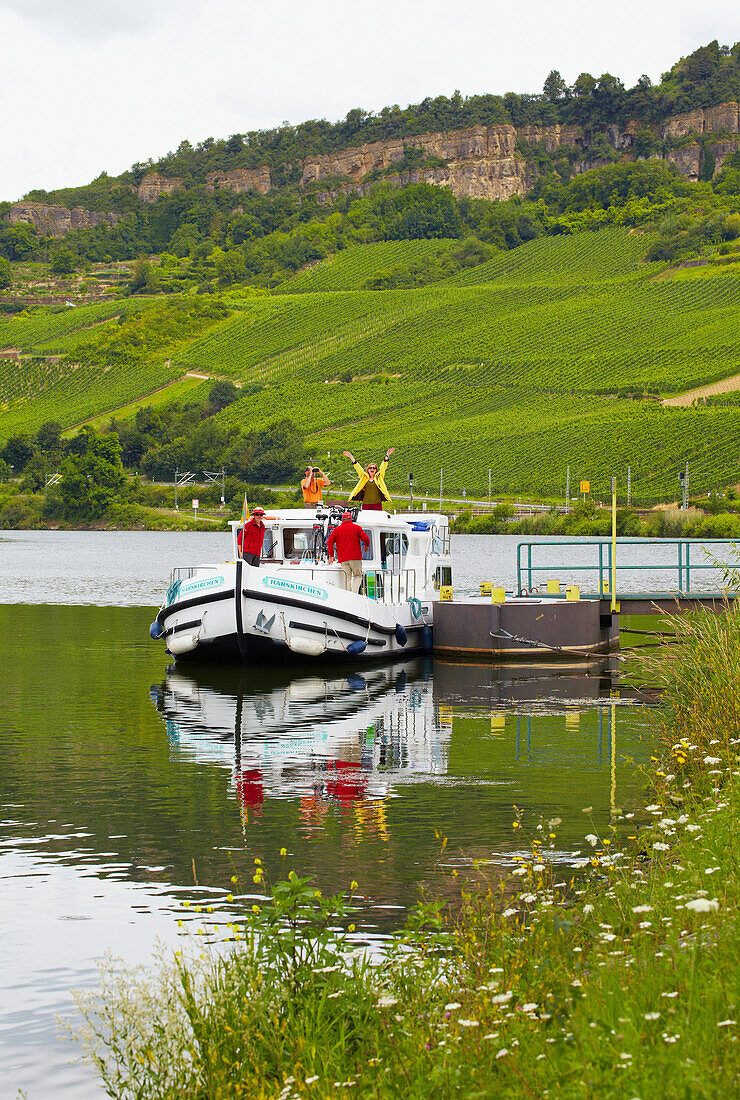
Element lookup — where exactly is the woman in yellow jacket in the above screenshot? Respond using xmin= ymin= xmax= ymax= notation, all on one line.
xmin=342 ymin=448 xmax=395 ymax=510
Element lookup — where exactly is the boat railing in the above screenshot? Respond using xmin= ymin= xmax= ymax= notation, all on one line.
xmin=169 ymin=565 xmax=223 ymax=584
xmin=430 ymin=524 xmax=451 ymax=555
xmin=361 ymin=568 xmax=417 ymax=603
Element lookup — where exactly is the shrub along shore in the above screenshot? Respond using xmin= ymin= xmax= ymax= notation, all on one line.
xmin=73 ymin=608 xmax=739 ymax=1098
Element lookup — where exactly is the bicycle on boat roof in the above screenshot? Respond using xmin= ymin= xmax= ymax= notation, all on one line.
xmin=311 ymin=504 xmax=359 ymax=563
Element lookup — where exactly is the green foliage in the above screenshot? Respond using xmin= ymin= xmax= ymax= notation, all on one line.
xmin=1 ymin=431 xmax=35 ymax=471
xmin=207 ymin=378 xmax=240 ymax=411
xmin=50 ymin=246 xmax=77 ymax=275
xmin=0 ymin=256 xmax=12 ymax=289
xmin=128 ymin=254 xmax=161 ymax=294
xmin=59 ymin=426 xmax=125 ymax=519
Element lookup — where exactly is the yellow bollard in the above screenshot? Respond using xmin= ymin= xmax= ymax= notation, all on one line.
xmin=491 ymin=587 xmax=506 ymax=604
xmin=546 ymin=579 xmax=560 ymax=595
xmin=440 ymin=585 xmax=453 ymax=602
xmin=480 ymin=581 xmax=493 ymax=597
xmin=566 ymin=585 xmax=581 ymax=602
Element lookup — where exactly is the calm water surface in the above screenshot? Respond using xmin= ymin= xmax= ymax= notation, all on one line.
xmin=1 ymin=532 xmax=661 ymax=1098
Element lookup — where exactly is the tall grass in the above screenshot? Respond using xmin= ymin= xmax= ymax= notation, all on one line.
xmin=72 ymin=609 xmax=740 ymax=1098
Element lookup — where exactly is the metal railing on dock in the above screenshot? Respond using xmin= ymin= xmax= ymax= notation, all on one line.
xmin=516 ymin=539 xmax=738 ymax=596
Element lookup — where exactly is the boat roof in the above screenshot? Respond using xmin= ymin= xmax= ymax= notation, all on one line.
xmin=230 ymin=509 xmax=447 ymax=529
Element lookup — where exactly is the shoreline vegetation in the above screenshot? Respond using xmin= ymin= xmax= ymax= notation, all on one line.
xmin=72 ymin=606 xmax=739 ymax=1097
xmin=452 ymin=498 xmax=740 ymax=539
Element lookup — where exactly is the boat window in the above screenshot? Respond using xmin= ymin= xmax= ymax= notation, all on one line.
xmin=433 ymin=565 xmax=452 ymax=590
xmin=261 ymin=528 xmax=276 ymax=559
xmin=283 ymin=528 xmax=312 ymax=558
xmin=380 ymin=531 xmax=408 ymax=573
xmin=361 ymin=533 xmax=374 ymax=561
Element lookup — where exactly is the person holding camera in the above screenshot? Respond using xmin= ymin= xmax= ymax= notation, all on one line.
xmin=301 ymin=464 xmax=331 ymax=504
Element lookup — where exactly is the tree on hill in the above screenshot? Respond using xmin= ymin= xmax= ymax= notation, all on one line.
xmin=0 ymin=256 xmax=11 ymax=289
xmin=59 ymin=427 xmax=125 ymax=519
xmin=543 ymin=70 xmax=568 ymax=103
xmin=35 ymin=420 xmax=63 ymax=453
xmin=1 ymin=433 xmax=35 ymax=472
xmin=50 ymin=246 xmax=77 ymax=275
xmin=208 ymin=380 xmax=240 ymax=412
xmin=128 ymin=255 xmax=160 ymax=294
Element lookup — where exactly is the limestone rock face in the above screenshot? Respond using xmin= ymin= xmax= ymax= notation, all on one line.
xmin=705 ymin=102 xmax=740 ymax=133
xmin=137 ymin=173 xmax=184 ymax=202
xmin=666 ymin=143 xmax=702 ymax=181
xmin=661 ymin=102 xmax=740 ymax=139
xmin=205 ymin=167 xmax=272 ymax=195
xmin=301 ymin=125 xmax=538 ymax=201
xmin=661 ymin=109 xmax=708 ymax=141
xmin=708 ymin=139 xmax=740 ymax=173
xmin=5 ymin=202 xmax=119 ymax=237
xmin=303 ymin=103 xmax=739 ymax=200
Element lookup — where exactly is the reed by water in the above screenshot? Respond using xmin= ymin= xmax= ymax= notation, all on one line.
xmin=72 ymin=608 xmax=739 ymax=1098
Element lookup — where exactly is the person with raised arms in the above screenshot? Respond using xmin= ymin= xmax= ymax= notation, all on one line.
xmin=343 ymin=447 xmax=395 ymax=511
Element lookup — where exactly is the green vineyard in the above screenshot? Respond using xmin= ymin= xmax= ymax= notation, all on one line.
xmin=2 ymin=228 xmax=740 ymax=501
xmin=275 ymin=240 xmax=455 ymax=294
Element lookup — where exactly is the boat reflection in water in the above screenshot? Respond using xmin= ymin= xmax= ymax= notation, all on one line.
xmin=150 ymin=657 xmax=634 ymax=831
xmin=150 ymin=659 xmax=446 ymax=823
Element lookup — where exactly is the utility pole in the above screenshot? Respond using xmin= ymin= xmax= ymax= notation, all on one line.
xmin=408 ymin=472 xmax=414 ymax=511
xmin=204 ymin=468 xmax=226 ymax=509
xmin=439 ymin=468 xmax=443 ymax=513
xmin=45 ymin=468 xmax=61 ymax=498
xmin=678 ymin=462 xmax=690 ymax=509
xmin=565 ymin=465 xmax=570 ymax=513
xmin=488 ymin=468 xmax=492 ymax=506
xmin=627 ymin=465 xmax=631 ymax=508
xmin=175 ymin=468 xmax=195 ymax=511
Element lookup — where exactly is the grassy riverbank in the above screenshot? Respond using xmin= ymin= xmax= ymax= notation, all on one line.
xmin=73 ymin=610 xmax=739 ymax=1098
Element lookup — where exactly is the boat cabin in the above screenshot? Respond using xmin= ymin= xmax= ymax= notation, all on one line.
xmin=230 ymin=508 xmax=452 ymax=602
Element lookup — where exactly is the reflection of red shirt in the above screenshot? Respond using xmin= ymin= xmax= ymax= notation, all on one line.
xmin=237 ymin=769 xmax=264 ymax=806
xmin=327 ymin=520 xmax=369 ymax=563
xmin=238 ymin=519 xmax=265 ymax=556
xmin=326 ymin=760 xmax=367 ymax=803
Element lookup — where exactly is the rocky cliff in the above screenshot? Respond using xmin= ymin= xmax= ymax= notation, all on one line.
xmin=303 ymin=104 xmax=740 ymax=200
xmin=4 ymin=104 xmax=739 ymax=237
xmin=300 ymin=123 xmax=586 ymax=201
xmin=5 ymin=202 xmax=119 ymax=237
xmin=136 ymin=173 xmax=184 ymax=202
xmin=205 ymin=167 xmax=271 ymax=195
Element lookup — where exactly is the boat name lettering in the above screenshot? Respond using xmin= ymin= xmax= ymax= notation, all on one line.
xmin=180 ymin=575 xmax=225 ymax=595
xmin=262 ymin=576 xmax=328 ymax=600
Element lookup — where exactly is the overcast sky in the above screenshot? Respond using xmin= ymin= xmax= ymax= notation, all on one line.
xmin=1 ymin=0 xmax=737 ymax=201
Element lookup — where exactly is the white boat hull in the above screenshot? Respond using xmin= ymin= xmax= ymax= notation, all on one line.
xmin=156 ymin=559 xmax=432 ymax=664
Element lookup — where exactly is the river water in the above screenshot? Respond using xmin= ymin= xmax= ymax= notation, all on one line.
xmin=0 ymin=531 xmax=677 ymax=1098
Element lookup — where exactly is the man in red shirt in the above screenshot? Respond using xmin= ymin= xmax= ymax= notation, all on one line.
xmin=327 ymin=511 xmax=370 ymax=593
xmin=237 ymin=507 xmax=266 ymax=566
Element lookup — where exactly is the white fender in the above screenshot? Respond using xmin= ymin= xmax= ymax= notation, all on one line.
xmin=286 ymin=635 xmax=325 ymax=657
xmin=168 ymin=632 xmax=200 ymax=656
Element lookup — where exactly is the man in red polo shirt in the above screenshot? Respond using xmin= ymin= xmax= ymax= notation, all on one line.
xmin=237 ymin=507 xmax=266 ymax=566
xmin=327 ymin=511 xmax=370 ymax=593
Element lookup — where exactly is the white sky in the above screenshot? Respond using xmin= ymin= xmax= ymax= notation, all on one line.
xmin=0 ymin=0 xmax=737 ymax=202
